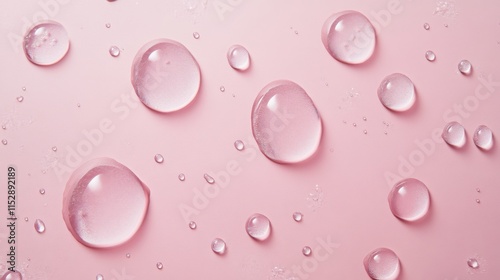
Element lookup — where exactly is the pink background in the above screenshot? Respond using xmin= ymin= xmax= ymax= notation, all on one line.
xmin=1 ymin=0 xmax=500 ymax=279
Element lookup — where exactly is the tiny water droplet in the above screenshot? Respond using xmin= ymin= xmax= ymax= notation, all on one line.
xmin=2 ymin=125 xmax=6 ymax=130
xmin=109 ymin=46 xmax=120 ymax=57
xmin=156 ymin=262 xmax=164 ymax=270
xmin=24 ymin=217 xmax=29 ymax=222
xmin=388 ymin=178 xmax=430 ymax=221
xmin=17 ymin=96 xmax=24 ymax=102
xmin=77 ymin=103 xmax=81 ymax=108
xmin=22 ymin=87 xmax=26 ymax=91
xmin=204 ymin=173 xmax=215 ymax=184
xmin=220 ymin=86 xmax=225 ymax=92
xmin=178 ymin=173 xmax=185 ymax=181
xmin=294 ymin=30 xmax=299 ymax=35
xmin=246 ymin=213 xmax=271 ymax=241
xmin=154 ymin=154 xmax=164 ymax=163
xmin=442 ymin=121 xmax=466 ymax=148
xmin=105 ymin=23 xmax=111 ymax=28
xmin=353 ymin=123 xmax=357 ymax=127
xmin=378 ymin=73 xmax=416 ymax=112
xmin=2 ymin=139 xmax=7 ymax=145
xmin=476 ymin=188 xmax=481 ymax=193
xmin=476 ymin=199 xmax=481 ymax=204
xmin=126 ymin=253 xmax=131 ymax=258
xmin=467 ymin=258 xmax=479 ymax=269
xmin=34 ymin=219 xmax=46 ymax=233
xmin=234 ymin=140 xmax=245 ymax=151
xmin=364 ymin=248 xmax=400 ymax=280
xmin=302 ymin=246 xmax=312 ymax=256
xmin=473 ymin=125 xmax=494 ymax=150
xmin=384 ymin=131 xmax=388 ymax=135
xmin=211 ymin=238 xmax=226 ymax=254
xmin=363 ymin=130 xmax=367 ymax=134
xmin=292 ymin=212 xmax=303 ymax=222
xmin=363 ymin=116 xmax=367 ymax=121
xmin=227 ymin=45 xmax=251 ymax=71
xmin=423 ymin=23 xmax=430 ymax=30
xmin=189 ymin=221 xmax=197 ymax=229
xmin=193 ymin=32 xmax=200 ymax=39
xmin=458 ymin=60 xmax=472 ymax=75
xmin=1 ymin=271 xmax=23 ymax=280
xmin=444 ymin=23 xmax=448 ymax=28
xmin=96 ymin=274 xmax=104 ymax=280
xmin=23 ymin=21 xmax=70 ymax=66
xmin=39 ymin=188 xmax=45 ymax=195
xmin=425 ymin=50 xmax=436 ymax=61
xmin=52 ymin=146 xmax=57 ymax=151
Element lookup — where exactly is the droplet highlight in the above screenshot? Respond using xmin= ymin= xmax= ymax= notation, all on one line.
xmin=23 ymin=21 xmax=70 ymax=66
xmin=189 ymin=221 xmax=197 ymax=229
xmin=473 ymin=125 xmax=493 ymax=150
xmin=211 ymin=238 xmax=226 ymax=254
xmin=423 ymin=23 xmax=430 ymax=30
xmin=2 ymin=139 xmax=7 ymax=145
xmin=156 ymin=262 xmax=164 ymax=270
xmin=154 ymin=154 xmax=164 ymax=163
xmin=1 ymin=271 xmax=23 ymax=280
xmin=34 ymin=219 xmax=46 ymax=233
xmin=442 ymin=121 xmax=466 ymax=148
xmin=377 ymin=73 xmax=416 ymax=112
xmin=17 ymin=96 xmax=24 ymax=102
xmin=204 ymin=173 xmax=215 ymax=184
xmin=96 ymin=274 xmax=104 ymax=280
xmin=388 ymin=178 xmax=430 ymax=222
xmin=458 ymin=60 xmax=472 ymax=75
xmin=109 ymin=46 xmax=120 ymax=57
xmin=246 ymin=213 xmax=271 ymax=241
xmin=364 ymin=248 xmax=401 ymax=280
xmin=292 ymin=212 xmax=303 ymax=222
xmin=425 ymin=50 xmax=436 ymax=61
xmin=302 ymin=246 xmax=312 ymax=256
xmin=39 ymin=188 xmax=45 ymax=195
xmin=467 ymin=258 xmax=479 ymax=269
xmin=178 ymin=173 xmax=186 ymax=181
xmin=193 ymin=32 xmax=200 ymax=39
xmin=234 ymin=140 xmax=245 ymax=151
xmin=227 ymin=45 xmax=250 ymax=71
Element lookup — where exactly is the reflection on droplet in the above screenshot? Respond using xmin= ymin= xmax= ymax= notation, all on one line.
xmin=154 ymin=154 xmax=164 ymax=163
xmin=204 ymin=173 xmax=215 ymax=184
xmin=189 ymin=221 xmax=197 ymax=229
xmin=178 ymin=173 xmax=186 ymax=181
xmin=425 ymin=50 xmax=436 ymax=61
xmin=96 ymin=274 xmax=104 ymax=280
xmin=34 ymin=219 xmax=46 ymax=233
xmin=292 ymin=212 xmax=303 ymax=222
xmin=193 ymin=32 xmax=200 ymax=39
xmin=126 ymin=253 xmax=131 ymax=258
xmin=246 ymin=213 xmax=271 ymax=241
xmin=423 ymin=23 xmax=430 ymax=30
xmin=302 ymin=246 xmax=312 ymax=256
xmin=234 ymin=140 xmax=245 ymax=151
xmin=23 ymin=21 xmax=70 ymax=66
xmin=442 ymin=121 xmax=466 ymax=148
xmin=220 ymin=86 xmax=225 ymax=92
xmin=458 ymin=60 xmax=472 ymax=75
xmin=156 ymin=262 xmax=164 ymax=270
xmin=467 ymin=258 xmax=479 ymax=269
xmin=17 ymin=96 xmax=24 ymax=102
xmin=211 ymin=238 xmax=226 ymax=254
xmin=473 ymin=125 xmax=494 ymax=150
xmin=52 ymin=146 xmax=57 ymax=151
xmin=109 ymin=46 xmax=120 ymax=57
xmin=377 ymin=73 xmax=416 ymax=112
xmin=1 ymin=270 xmax=23 ymax=280
xmin=39 ymin=188 xmax=45 ymax=195
xmin=388 ymin=178 xmax=430 ymax=221
xmin=227 ymin=45 xmax=251 ymax=71
xmin=364 ymin=248 xmax=400 ymax=280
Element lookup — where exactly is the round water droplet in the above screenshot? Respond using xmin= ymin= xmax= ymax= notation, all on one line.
xmin=17 ymin=96 xmax=24 ymax=102
xmin=178 ymin=173 xmax=186 ymax=181
xmin=377 ymin=73 xmax=416 ymax=112
xmin=458 ymin=60 xmax=472 ymax=75
xmin=245 ymin=213 xmax=271 ymax=241
xmin=475 ymin=199 xmax=481 ymax=204
xmin=473 ymin=125 xmax=493 ymax=150
xmin=2 ymin=139 xmax=7 ymax=145
xmin=220 ymin=86 xmax=225 ymax=92
xmin=388 ymin=178 xmax=430 ymax=221
xmin=353 ymin=123 xmax=357 ymax=127
xmin=24 ymin=217 xmax=29 ymax=222
xmin=62 ymin=158 xmax=150 ymax=248
xmin=234 ymin=140 xmax=245 ymax=151
xmin=23 ymin=21 xmax=70 ymax=66
xmin=211 ymin=238 xmax=226 ymax=254
xmin=425 ymin=50 xmax=436 ymax=61
xmin=442 ymin=121 xmax=466 ymax=148
xmin=126 ymin=253 xmax=131 ymax=258
xmin=2 ymin=125 xmax=6 ymax=130
xmin=302 ymin=246 xmax=312 ymax=256
xmin=251 ymin=80 xmax=322 ymax=163
xmin=363 ymin=116 xmax=367 ymax=121
xmin=193 ymin=32 xmax=200 ymax=39
xmin=476 ymin=188 xmax=481 ymax=193
xmin=39 ymin=188 xmax=45 ymax=195
xmin=96 ymin=274 xmax=104 ymax=280
xmin=22 ymin=87 xmax=26 ymax=91
xmin=52 ymin=146 xmax=57 ymax=151
xmin=204 ymin=173 xmax=215 ymax=184
xmin=109 ymin=46 xmax=120 ymax=57
xmin=364 ymin=248 xmax=400 ymax=280
xmin=292 ymin=212 xmax=303 ymax=222
xmin=423 ymin=23 xmax=430 ymax=30
xmin=154 ymin=154 xmax=164 ymax=163
xmin=189 ymin=221 xmax=197 ymax=229
xmin=34 ymin=219 xmax=46 ymax=233
xmin=227 ymin=45 xmax=250 ymax=71
xmin=1 ymin=270 xmax=23 ymax=280
xmin=363 ymin=130 xmax=368 ymax=134
xmin=321 ymin=11 xmax=376 ymax=64
xmin=467 ymin=258 xmax=479 ymax=269
xmin=105 ymin=23 xmax=111 ymax=28
xmin=131 ymin=39 xmax=201 ymax=113
xmin=156 ymin=262 xmax=163 ymax=270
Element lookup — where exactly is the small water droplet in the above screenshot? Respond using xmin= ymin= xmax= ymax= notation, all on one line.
xmin=105 ymin=23 xmax=111 ymax=28
xmin=193 ymin=32 xmax=200 ymax=39
xmin=476 ymin=199 xmax=481 ymax=204
xmin=1 ymin=271 xmax=23 ymax=280
xmin=458 ymin=60 xmax=472 ymax=75
xmin=363 ymin=130 xmax=367 ymax=134
xmin=234 ymin=140 xmax=245 ymax=151
xmin=227 ymin=45 xmax=251 ymax=71
xmin=220 ymin=86 xmax=225 ymax=92
xmin=109 ymin=46 xmax=120 ymax=57
xmin=302 ymin=246 xmax=312 ymax=256
xmin=17 ymin=96 xmax=24 ymax=102
xmin=378 ymin=73 xmax=416 ymax=112
xmin=423 ymin=23 xmax=430 ymax=30
xmin=77 ymin=103 xmax=81 ymax=108
xmin=467 ymin=258 xmax=479 ymax=269
xmin=204 ymin=173 xmax=215 ymax=184
xmin=353 ymin=123 xmax=357 ymax=127
xmin=189 ymin=221 xmax=197 ymax=229
xmin=96 ymin=274 xmax=104 ymax=280
xmin=425 ymin=50 xmax=436 ymax=61
xmin=363 ymin=116 xmax=367 ymax=121
xmin=384 ymin=131 xmax=388 ymax=135
xmin=292 ymin=212 xmax=303 ymax=222
xmin=476 ymin=188 xmax=481 ymax=193
xmin=294 ymin=30 xmax=299 ymax=35
xmin=388 ymin=178 xmax=430 ymax=221
xmin=2 ymin=125 xmax=6 ymax=130
xmin=442 ymin=121 xmax=466 ymax=148
xmin=24 ymin=217 xmax=29 ymax=222
xmin=444 ymin=23 xmax=448 ymax=28
xmin=2 ymin=139 xmax=7 ymax=145
xmin=126 ymin=253 xmax=131 ymax=258
xmin=211 ymin=238 xmax=226 ymax=254
xmin=52 ymin=146 xmax=57 ymax=151
xmin=34 ymin=219 xmax=46 ymax=233
xmin=178 ymin=173 xmax=185 ymax=181
xmin=473 ymin=125 xmax=494 ymax=150
xmin=39 ymin=188 xmax=45 ymax=195
xmin=364 ymin=248 xmax=400 ymax=280
xmin=22 ymin=87 xmax=26 ymax=91
xmin=156 ymin=262 xmax=164 ymax=270
xmin=245 ymin=213 xmax=271 ymax=241
xmin=23 ymin=21 xmax=70 ymax=65
xmin=154 ymin=154 xmax=164 ymax=163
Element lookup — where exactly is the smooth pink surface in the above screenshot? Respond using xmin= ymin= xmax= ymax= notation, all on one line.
xmin=0 ymin=0 xmax=499 ymax=279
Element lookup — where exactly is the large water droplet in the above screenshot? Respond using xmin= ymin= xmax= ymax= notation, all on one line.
xmin=62 ymin=158 xmax=150 ymax=248
xmin=1 ymin=270 xmax=23 ymax=280
xmin=156 ymin=262 xmax=164 ymax=270
xmin=364 ymin=248 xmax=400 ymax=280
xmin=473 ymin=125 xmax=493 ymax=150
xmin=377 ymin=73 xmax=416 ymax=112
xmin=178 ymin=173 xmax=186 ymax=181
xmin=388 ymin=178 xmax=430 ymax=221
xmin=189 ymin=221 xmax=197 ymax=229
xmin=23 ymin=21 xmax=70 ymax=66
xmin=245 ymin=213 xmax=271 ymax=241
xmin=131 ymin=39 xmax=201 ymax=112
xmin=34 ymin=219 xmax=46 ymax=233
xmin=423 ymin=23 xmax=430 ymax=30
xmin=154 ymin=154 xmax=164 ymax=163
xmin=442 ymin=121 xmax=466 ymax=148
xmin=251 ymin=80 xmax=322 ymax=163
xmin=321 ymin=11 xmax=376 ymax=64
xmin=96 ymin=274 xmax=103 ymax=280
xmin=227 ymin=45 xmax=250 ymax=71
xmin=39 ymin=188 xmax=46 ymax=195
xmin=211 ymin=238 xmax=226 ymax=254
xmin=2 ymin=139 xmax=7 ymax=145
xmin=193 ymin=32 xmax=200 ymax=39
xmin=467 ymin=258 xmax=479 ymax=269
xmin=458 ymin=60 xmax=472 ymax=75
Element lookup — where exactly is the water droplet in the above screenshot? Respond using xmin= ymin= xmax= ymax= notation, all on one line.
xmin=105 ymin=23 xmax=111 ymax=28
xmin=425 ymin=50 xmax=436 ymax=61
xmin=39 ymin=188 xmax=45 ymax=195
xmin=227 ymin=44 xmax=250 ymax=71
xmin=109 ymin=46 xmax=120 ymax=57
xmin=211 ymin=238 xmax=226 ymax=254
xmin=220 ymin=86 xmax=225 ymax=92
xmin=34 ymin=219 xmax=46 ymax=233
xmin=17 ymin=96 xmax=24 ymax=102
xmin=51 ymin=146 xmax=57 ymax=152
xmin=423 ymin=23 xmax=430 ymax=30
xmin=245 ymin=213 xmax=271 ymax=241
xmin=193 ymin=32 xmax=200 ymax=39
xmin=2 ymin=125 xmax=6 ymax=130
xmin=473 ymin=125 xmax=494 ymax=150
xmin=178 ymin=173 xmax=186 ymax=181
xmin=126 ymin=253 xmax=131 ymax=258
xmin=458 ymin=60 xmax=472 ymax=75
xmin=353 ymin=123 xmax=357 ymax=127
xmin=388 ymin=178 xmax=430 ymax=221
xmin=251 ymin=80 xmax=322 ymax=163
xmin=442 ymin=121 xmax=466 ymax=148
xmin=321 ymin=11 xmax=376 ymax=64
xmin=363 ymin=116 xmax=367 ymax=121
xmin=364 ymin=248 xmax=400 ymax=280
xmin=154 ymin=154 xmax=164 ymax=163
xmin=234 ymin=140 xmax=245 ymax=151
xmin=23 ymin=21 xmax=70 ymax=66
xmin=24 ymin=217 xmax=29 ymax=222
xmin=77 ymin=103 xmax=81 ymax=108
xmin=1 ymin=270 xmax=23 ymax=280
xmin=2 ymin=139 xmax=7 ymax=145
xmin=302 ymin=246 xmax=312 ymax=256
xmin=203 ymin=173 xmax=215 ymax=184
xmin=156 ymin=262 xmax=164 ymax=270
xmin=22 ymin=87 xmax=26 ymax=91
xmin=131 ymin=39 xmax=201 ymax=112
xmin=62 ymin=158 xmax=150 ymax=248
xmin=467 ymin=258 xmax=479 ymax=269
xmin=96 ymin=274 xmax=104 ymax=280
xmin=292 ymin=212 xmax=303 ymax=222
xmin=189 ymin=221 xmax=197 ymax=229
xmin=378 ymin=73 xmax=416 ymax=112
xmin=476 ymin=199 xmax=481 ymax=204
xmin=363 ymin=130 xmax=367 ymax=134
xmin=476 ymin=188 xmax=481 ymax=193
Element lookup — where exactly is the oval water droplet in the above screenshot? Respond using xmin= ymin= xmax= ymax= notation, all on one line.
xmin=52 ymin=146 xmax=57 ymax=151
xmin=245 ymin=213 xmax=271 ymax=241
xmin=193 ymin=32 xmax=200 ymax=39
xmin=442 ymin=121 xmax=466 ymax=148
xmin=364 ymin=248 xmax=400 ymax=280
xmin=105 ymin=23 xmax=111 ymax=28
xmin=96 ymin=274 xmax=103 ymax=280
xmin=425 ymin=50 xmax=436 ymax=61
xmin=388 ymin=178 xmax=430 ymax=221
xmin=321 ymin=11 xmax=376 ymax=64
xmin=458 ymin=60 xmax=472 ymax=75
xmin=2 ymin=139 xmax=8 ymax=145
xmin=23 ymin=21 xmax=70 ymax=66
xmin=302 ymin=246 xmax=312 ymax=256
xmin=377 ymin=73 xmax=416 ymax=112
xmin=227 ymin=45 xmax=250 ymax=71
xmin=109 ymin=46 xmax=120 ymax=57
xmin=220 ymin=86 xmax=225 ymax=92
xmin=234 ymin=140 xmax=245 ymax=151
xmin=467 ymin=258 xmax=479 ymax=269
xmin=17 ymin=96 xmax=24 ymax=102
xmin=423 ymin=23 xmax=430 ymax=30
xmin=475 ymin=199 xmax=481 ymax=204
xmin=154 ymin=154 xmax=164 ymax=163
xmin=211 ymin=238 xmax=226 ymax=254
xmin=189 ymin=221 xmax=197 ymax=229
xmin=62 ymin=158 xmax=150 ymax=248
xmin=39 ymin=188 xmax=45 ymax=195
xmin=473 ymin=125 xmax=493 ymax=150
xmin=1 ymin=270 xmax=23 ymax=280
xmin=126 ymin=253 xmax=131 ymax=258
xmin=131 ymin=39 xmax=201 ymax=112
xmin=204 ymin=173 xmax=215 ymax=184
xmin=292 ymin=212 xmax=303 ymax=222
xmin=34 ymin=219 xmax=46 ymax=233
xmin=156 ymin=262 xmax=163 ymax=270
xmin=178 ymin=173 xmax=186 ymax=181
xmin=251 ymin=80 xmax=322 ymax=163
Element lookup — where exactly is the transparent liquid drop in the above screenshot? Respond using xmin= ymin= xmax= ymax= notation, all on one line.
xmin=363 ymin=116 xmax=367 ymax=121
xmin=476 ymin=199 xmax=481 ymax=204
xmin=388 ymin=178 xmax=430 ymax=221
xmin=156 ymin=262 xmax=163 ymax=270
xmin=302 ymin=246 xmax=312 ymax=256
xmin=2 ymin=139 xmax=7 ymax=145
xmin=189 ymin=221 xmax=197 ymax=229
xmin=39 ymin=188 xmax=45 ymax=195
xmin=204 ymin=173 xmax=215 ymax=184
xmin=377 ymin=73 xmax=416 ymax=112
xmin=220 ymin=86 xmax=225 ymax=92
xmin=23 ymin=21 xmax=70 ymax=66
xmin=245 ymin=213 xmax=271 ymax=241
xmin=476 ymin=188 xmax=481 ymax=193
xmin=211 ymin=238 xmax=226 ymax=254
xmin=473 ymin=125 xmax=493 ymax=150
xmin=321 ymin=11 xmax=376 ymax=64
xmin=131 ymin=39 xmax=201 ymax=112
xmin=24 ymin=217 xmax=29 ymax=222
xmin=353 ymin=123 xmax=357 ymax=127
xmin=105 ymin=23 xmax=111 ymax=28
xmin=442 ymin=121 xmax=466 ymax=148
xmin=154 ymin=154 xmax=164 ymax=163
xmin=364 ymin=248 xmax=400 ymax=280
xmin=22 ymin=87 xmax=26 ymax=91
xmin=1 ymin=271 xmax=23 ymax=280
xmin=423 ymin=23 xmax=430 ymax=30
xmin=126 ymin=253 xmax=131 ymax=258
xmin=62 ymin=158 xmax=150 ymax=248
xmin=467 ymin=258 xmax=479 ymax=269
xmin=227 ymin=45 xmax=251 ymax=71
xmin=96 ymin=274 xmax=103 ymax=280
xmin=363 ymin=130 xmax=368 ymax=134
xmin=34 ymin=219 xmax=46 ymax=233
xmin=178 ymin=173 xmax=186 ymax=181
xmin=292 ymin=212 xmax=303 ymax=222
xmin=425 ymin=50 xmax=436 ymax=61
xmin=251 ymin=80 xmax=322 ymax=163
xmin=234 ymin=140 xmax=245 ymax=151
xmin=193 ymin=32 xmax=200 ymax=39
xmin=458 ymin=60 xmax=472 ymax=75
xmin=109 ymin=46 xmax=120 ymax=57
xmin=17 ymin=96 xmax=24 ymax=102
xmin=52 ymin=146 xmax=57 ymax=151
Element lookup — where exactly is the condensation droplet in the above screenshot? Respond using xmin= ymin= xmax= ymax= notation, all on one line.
xmin=105 ymin=23 xmax=111 ymax=28
xmin=204 ymin=173 xmax=215 ymax=184
xmin=126 ymin=253 xmax=131 ymax=258
xmin=302 ymin=246 xmax=312 ymax=256
xmin=189 ymin=221 xmax=197 ymax=229
xmin=234 ymin=140 xmax=245 ymax=151
xmin=109 ymin=46 xmax=120 ymax=57
xmin=363 ymin=130 xmax=367 ymax=134
xmin=52 ymin=146 xmax=57 ymax=151
xmin=363 ymin=116 xmax=367 ymax=121
xmin=39 ymin=188 xmax=45 ymax=195
xmin=292 ymin=212 xmax=303 ymax=222
xmin=388 ymin=178 xmax=430 ymax=221
xmin=22 ymin=87 xmax=26 ymax=91
xmin=378 ymin=73 xmax=416 ymax=112
xmin=467 ymin=258 xmax=479 ymax=269
xmin=425 ymin=50 xmax=436 ymax=61
xmin=423 ymin=23 xmax=430 ymax=30
xmin=23 ymin=21 xmax=70 ymax=66
xmin=227 ymin=45 xmax=251 ymax=71
xmin=1 ymin=271 xmax=23 ymax=280
xmin=211 ymin=238 xmax=226 ymax=254
xmin=178 ymin=173 xmax=186 ymax=181
xmin=156 ymin=262 xmax=164 ymax=270
xmin=458 ymin=60 xmax=472 ymax=75
xmin=193 ymin=32 xmax=200 ymax=39
xmin=473 ymin=125 xmax=494 ymax=150
xmin=353 ymin=123 xmax=357 ymax=127
xmin=220 ymin=86 xmax=225 ymax=92
xmin=476 ymin=188 xmax=481 ymax=193
xmin=17 ymin=96 xmax=24 ymax=102
xmin=96 ymin=274 xmax=104 ymax=280
xmin=154 ymin=154 xmax=164 ymax=163
xmin=442 ymin=121 xmax=466 ymax=148
xmin=24 ymin=217 xmax=29 ymax=222
xmin=364 ymin=248 xmax=400 ymax=280
xmin=34 ymin=219 xmax=46 ymax=233
xmin=2 ymin=139 xmax=7 ymax=145
xmin=476 ymin=199 xmax=481 ymax=204
xmin=245 ymin=213 xmax=271 ymax=241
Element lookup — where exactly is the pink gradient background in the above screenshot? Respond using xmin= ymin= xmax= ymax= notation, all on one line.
xmin=1 ymin=0 xmax=500 ymax=279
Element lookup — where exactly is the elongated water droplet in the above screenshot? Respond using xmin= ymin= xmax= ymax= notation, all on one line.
xmin=473 ymin=125 xmax=493 ymax=150
xmin=62 ymin=158 xmax=150 ymax=248
xmin=39 ymin=188 xmax=45 ymax=195
xmin=34 ymin=219 xmax=46 ymax=233
xmin=234 ymin=140 xmax=245 ymax=151
xmin=292 ymin=212 xmax=303 ymax=222
xmin=23 ymin=21 xmax=70 ymax=66
xmin=246 ymin=213 xmax=271 ymax=241
xmin=467 ymin=258 xmax=479 ymax=269
xmin=252 ymin=80 xmax=322 ymax=163
xmin=423 ymin=23 xmax=430 ymax=30
xmin=154 ymin=154 xmax=164 ymax=163
xmin=458 ymin=60 xmax=472 ymax=75
xmin=109 ymin=46 xmax=120 ymax=57
xmin=131 ymin=39 xmax=201 ymax=112
xmin=302 ymin=246 xmax=312 ymax=256
xmin=378 ymin=73 xmax=416 ymax=112
xmin=193 ymin=32 xmax=200 ymax=39
xmin=1 ymin=270 xmax=23 ymax=280
xmin=189 ymin=221 xmax=197 ymax=229
xmin=364 ymin=248 xmax=400 ymax=280
xmin=156 ymin=262 xmax=163 ymax=270
xmin=204 ymin=173 xmax=215 ymax=184
xmin=442 ymin=121 xmax=466 ymax=148
xmin=17 ymin=96 xmax=24 ymax=102
xmin=227 ymin=45 xmax=250 ymax=71
xmin=425 ymin=50 xmax=436 ymax=61
xmin=178 ymin=173 xmax=185 ymax=181
xmin=388 ymin=178 xmax=430 ymax=221
xmin=321 ymin=11 xmax=376 ymax=64
xmin=96 ymin=274 xmax=103 ymax=280
xmin=211 ymin=238 xmax=226 ymax=254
